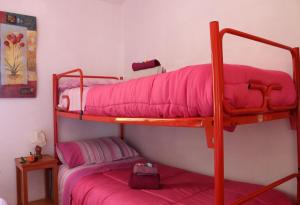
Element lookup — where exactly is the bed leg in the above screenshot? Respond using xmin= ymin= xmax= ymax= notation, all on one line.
xmin=298 ymin=172 xmax=300 ymax=205
xmin=210 ymin=21 xmax=225 ymax=205
xmin=53 ymin=74 xmax=59 ymax=159
xmin=297 ymin=117 xmax=300 ymax=205
xmin=297 ymin=107 xmax=300 ymax=205
xmin=120 ymin=124 xmax=125 ymax=140
xmin=214 ymin=129 xmax=224 ymax=205
xmin=292 ymin=47 xmax=300 ymax=205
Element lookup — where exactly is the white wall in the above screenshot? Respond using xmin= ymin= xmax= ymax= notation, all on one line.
xmin=0 ymin=0 xmax=123 ymax=204
xmin=1 ymin=0 xmax=300 ymax=204
xmin=122 ymin=0 xmax=300 ymax=200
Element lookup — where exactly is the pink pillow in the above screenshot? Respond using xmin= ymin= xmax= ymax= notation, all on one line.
xmin=56 ymin=137 xmax=139 ymax=168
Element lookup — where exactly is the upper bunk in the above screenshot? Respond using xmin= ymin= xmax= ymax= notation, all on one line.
xmin=54 ymin=66 xmax=296 ymax=127
xmin=53 ymin=21 xmax=300 ymax=141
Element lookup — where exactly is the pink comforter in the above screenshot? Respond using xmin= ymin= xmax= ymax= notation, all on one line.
xmin=85 ymin=64 xmax=296 ymax=117
xmin=66 ymin=159 xmax=292 ymax=205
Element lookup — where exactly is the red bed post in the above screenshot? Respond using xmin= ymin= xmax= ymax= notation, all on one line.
xmin=292 ymin=47 xmax=300 ymax=204
xmin=120 ymin=124 xmax=125 ymax=140
xmin=210 ymin=21 xmax=225 ymax=205
xmin=53 ymin=74 xmax=59 ymax=159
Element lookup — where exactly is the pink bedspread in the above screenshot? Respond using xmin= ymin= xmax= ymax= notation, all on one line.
xmin=61 ymin=158 xmax=292 ymax=205
xmin=59 ymin=157 xmax=143 ymax=205
xmin=85 ymin=64 xmax=296 ymax=117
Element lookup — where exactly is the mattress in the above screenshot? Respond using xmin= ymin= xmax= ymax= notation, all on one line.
xmin=59 ymin=64 xmax=296 ymax=117
xmin=59 ymin=157 xmax=292 ymax=205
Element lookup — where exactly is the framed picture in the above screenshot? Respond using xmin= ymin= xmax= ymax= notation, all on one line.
xmin=0 ymin=11 xmax=37 ymax=98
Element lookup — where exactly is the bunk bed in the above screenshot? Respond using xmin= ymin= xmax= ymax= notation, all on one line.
xmin=53 ymin=21 xmax=300 ymax=205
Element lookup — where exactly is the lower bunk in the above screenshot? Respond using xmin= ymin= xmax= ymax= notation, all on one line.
xmin=58 ymin=138 xmax=292 ymax=205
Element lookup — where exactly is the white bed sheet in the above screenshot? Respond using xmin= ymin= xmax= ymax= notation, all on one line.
xmin=58 ymin=87 xmax=90 ymax=112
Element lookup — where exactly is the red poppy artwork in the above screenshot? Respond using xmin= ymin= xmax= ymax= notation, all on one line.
xmin=1 ymin=26 xmax=28 ymax=85
xmin=0 ymin=11 xmax=36 ymax=98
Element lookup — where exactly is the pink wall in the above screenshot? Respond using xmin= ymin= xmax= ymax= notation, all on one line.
xmin=0 ymin=0 xmax=123 ymax=204
xmin=122 ymin=0 xmax=300 ymax=199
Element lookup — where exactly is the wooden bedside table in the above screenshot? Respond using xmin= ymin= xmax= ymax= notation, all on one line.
xmin=15 ymin=155 xmax=58 ymax=205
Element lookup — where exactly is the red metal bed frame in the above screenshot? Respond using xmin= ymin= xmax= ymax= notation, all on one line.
xmin=52 ymin=21 xmax=300 ymax=205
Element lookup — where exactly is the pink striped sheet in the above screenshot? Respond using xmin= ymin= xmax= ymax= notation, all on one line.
xmin=56 ymin=137 xmax=139 ymax=168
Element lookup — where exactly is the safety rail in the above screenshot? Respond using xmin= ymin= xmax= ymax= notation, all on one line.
xmin=210 ymin=21 xmax=300 ymax=205
xmin=56 ymin=69 xmax=84 ymax=114
xmin=231 ymin=173 xmax=299 ymax=205
xmin=54 ymin=69 xmax=122 ymax=114
xmin=52 ymin=69 xmax=122 ymax=157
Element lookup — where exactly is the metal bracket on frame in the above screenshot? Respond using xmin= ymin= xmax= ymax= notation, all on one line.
xmin=204 ymin=120 xmax=214 ymax=148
